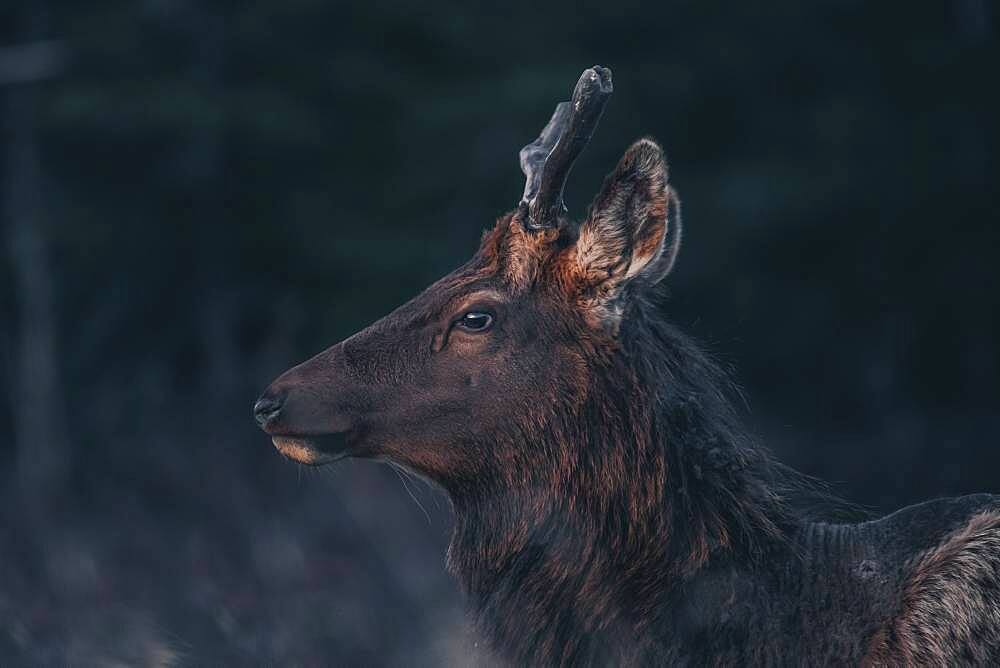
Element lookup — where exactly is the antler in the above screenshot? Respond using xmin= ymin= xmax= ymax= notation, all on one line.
xmin=519 ymin=66 xmax=613 ymax=230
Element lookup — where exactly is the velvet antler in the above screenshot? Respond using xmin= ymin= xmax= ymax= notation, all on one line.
xmin=519 ymin=66 xmax=613 ymax=230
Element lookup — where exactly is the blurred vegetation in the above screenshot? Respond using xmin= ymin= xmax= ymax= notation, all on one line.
xmin=0 ymin=0 xmax=996 ymax=663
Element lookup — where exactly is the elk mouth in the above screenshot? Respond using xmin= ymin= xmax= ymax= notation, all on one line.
xmin=270 ymin=431 xmax=354 ymax=466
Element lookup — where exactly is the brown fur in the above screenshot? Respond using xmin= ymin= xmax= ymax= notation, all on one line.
xmin=257 ymin=134 xmax=1000 ymax=665
xmin=864 ymin=510 xmax=1000 ymax=665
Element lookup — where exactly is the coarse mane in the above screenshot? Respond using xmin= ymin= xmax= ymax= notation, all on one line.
xmin=444 ymin=220 xmax=854 ymax=664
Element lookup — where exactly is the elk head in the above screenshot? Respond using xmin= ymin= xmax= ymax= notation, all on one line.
xmin=254 ymin=66 xmax=682 ymax=498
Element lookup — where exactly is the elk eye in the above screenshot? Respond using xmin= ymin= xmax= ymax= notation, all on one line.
xmin=457 ymin=311 xmax=494 ymax=332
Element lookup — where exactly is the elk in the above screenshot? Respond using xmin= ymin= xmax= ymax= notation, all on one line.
xmin=254 ymin=67 xmax=1000 ymax=665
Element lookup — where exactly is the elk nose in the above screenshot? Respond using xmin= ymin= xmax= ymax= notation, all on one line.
xmin=253 ymin=393 xmax=284 ymax=430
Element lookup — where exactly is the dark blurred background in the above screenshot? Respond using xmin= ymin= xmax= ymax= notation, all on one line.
xmin=0 ymin=1 xmax=996 ymax=664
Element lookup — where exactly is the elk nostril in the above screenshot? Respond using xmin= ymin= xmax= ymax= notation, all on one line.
xmin=253 ymin=394 xmax=284 ymax=429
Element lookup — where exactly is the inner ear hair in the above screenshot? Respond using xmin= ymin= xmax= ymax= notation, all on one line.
xmin=576 ymin=138 xmax=672 ymax=284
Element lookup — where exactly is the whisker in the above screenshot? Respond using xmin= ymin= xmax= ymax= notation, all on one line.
xmin=390 ymin=463 xmax=432 ymax=526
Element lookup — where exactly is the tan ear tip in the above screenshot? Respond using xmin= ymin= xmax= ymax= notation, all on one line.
xmin=623 ymin=137 xmax=667 ymax=175
xmin=630 ymin=136 xmax=664 ymax=155
xmin=633 ymin=136 xmax=663 ymax=149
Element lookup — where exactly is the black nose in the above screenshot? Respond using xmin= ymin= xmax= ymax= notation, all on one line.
xmin=253 ymin=393 xmax=284 ymax=429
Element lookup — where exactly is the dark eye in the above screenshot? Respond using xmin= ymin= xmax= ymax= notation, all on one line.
xmin=457 ymin=311 xmax=494 ymax=332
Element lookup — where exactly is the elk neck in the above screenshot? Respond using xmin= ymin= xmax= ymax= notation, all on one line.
xmin=444 ymin=302 xmax=807 ymax=662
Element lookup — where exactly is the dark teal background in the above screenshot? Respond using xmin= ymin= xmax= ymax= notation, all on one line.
xmin=1 ymin=2 xmax=996 ymax=663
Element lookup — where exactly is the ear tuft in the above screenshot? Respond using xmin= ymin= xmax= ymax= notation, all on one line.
xmin=575 ymin=138 xmax=680 ymax=304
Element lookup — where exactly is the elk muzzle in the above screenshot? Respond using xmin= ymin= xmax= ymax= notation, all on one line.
xmin=254 ymin=343 xmax=363 ymax=465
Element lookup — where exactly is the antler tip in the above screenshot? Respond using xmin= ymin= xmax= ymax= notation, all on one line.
xmin=572 ymin=66 xmax=613 ymax=113
xmin=583 ymin=65 xmax=613 ymax=94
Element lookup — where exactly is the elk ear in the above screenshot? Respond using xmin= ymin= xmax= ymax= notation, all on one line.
xmin=574 ymin=139 xmax=681 ymax=319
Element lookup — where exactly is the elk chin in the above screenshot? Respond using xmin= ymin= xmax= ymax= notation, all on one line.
xmin=271 ymin=433 xmax=351 ymax=466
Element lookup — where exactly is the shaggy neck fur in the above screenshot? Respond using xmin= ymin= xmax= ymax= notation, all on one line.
xmin=445 ymin=295 xmax=812 ymax=665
